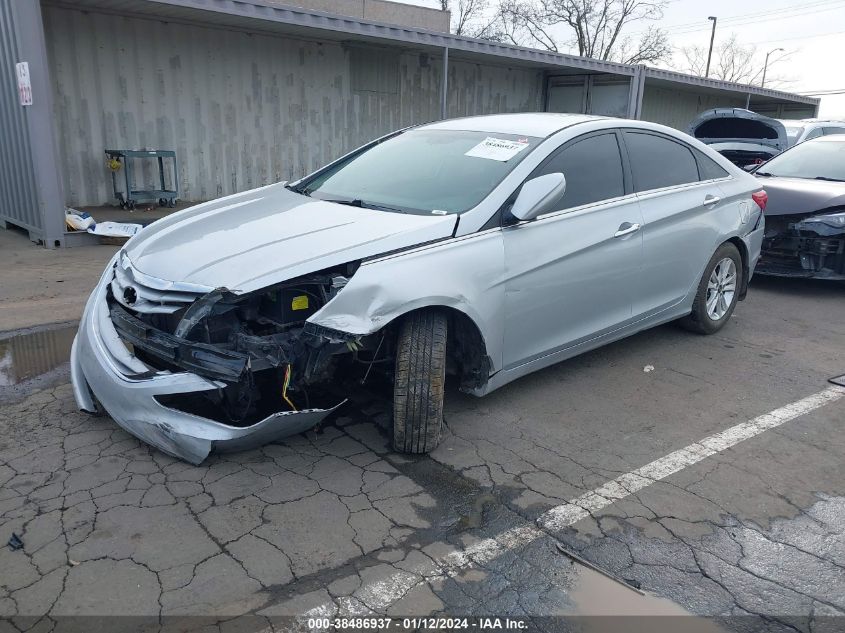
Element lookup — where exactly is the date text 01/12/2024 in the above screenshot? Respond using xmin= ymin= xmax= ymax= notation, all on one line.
xmin=307 ymin=617 xmax=529 ymax=630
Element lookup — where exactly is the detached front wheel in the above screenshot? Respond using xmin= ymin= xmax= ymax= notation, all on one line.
xmin=393 ymin=310 xmax=447 ymax=454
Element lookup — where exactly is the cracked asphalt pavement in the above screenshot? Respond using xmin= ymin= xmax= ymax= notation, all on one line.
xmin=1 ymin=274 xmax=843 ymax=631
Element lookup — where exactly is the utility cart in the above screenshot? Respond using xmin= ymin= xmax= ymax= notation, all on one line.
xmin=105 ymin=149 xmax=179 ymax=209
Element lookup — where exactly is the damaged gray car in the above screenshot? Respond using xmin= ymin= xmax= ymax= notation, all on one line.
xmin=753 ymin=135 xmax=845 ymax=279
xmin=72 ymin=113 xmax=766 ymax=464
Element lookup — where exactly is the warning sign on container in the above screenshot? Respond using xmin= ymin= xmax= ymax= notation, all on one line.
xmin=16 ymin=62 xmax=32 ymax=106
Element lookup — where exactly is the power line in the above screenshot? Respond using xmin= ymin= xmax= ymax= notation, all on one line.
xmin=674 ymin=0 xmax=844 ymax=31
xmin=626 ymin=0 xmax=845 ymax=36
xmin=667 ymin=2 xmax=845 ymax=36
xmin=748 ymin=28 xmax=845 ymax=45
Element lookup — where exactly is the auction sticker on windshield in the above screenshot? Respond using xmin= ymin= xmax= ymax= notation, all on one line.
xmin=465 ymin=137 xmax=530 ymax=161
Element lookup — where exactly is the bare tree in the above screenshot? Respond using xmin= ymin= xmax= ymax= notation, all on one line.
xmin=441 ymin=0 xmax=500 ymax=38
xmin=496 ymin=0 xmax=671 ymax=64
xmin=677 ymin=34 xmax=792 ymax=87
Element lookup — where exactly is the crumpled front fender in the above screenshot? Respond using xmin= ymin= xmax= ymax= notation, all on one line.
xmin=307 ymin=231 xmax=505 ymax=372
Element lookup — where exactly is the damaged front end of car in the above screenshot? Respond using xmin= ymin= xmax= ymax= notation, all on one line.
xmin=72 ymin=251 xmax=396 ymax=464
xmin=757 ymin=210 xmax=845 ymax=279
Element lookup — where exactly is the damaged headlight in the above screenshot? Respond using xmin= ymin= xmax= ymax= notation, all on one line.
xmin=804 ymin=211 xmax=845 ymax=228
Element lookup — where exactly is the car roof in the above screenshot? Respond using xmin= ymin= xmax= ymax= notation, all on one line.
xmin=779 ymin=119 xmax=845 ymax=126
xmin=419 ymin=113 xmax=601 ymax=138
xmin=805 ymin=135 xmax=845 ymax=143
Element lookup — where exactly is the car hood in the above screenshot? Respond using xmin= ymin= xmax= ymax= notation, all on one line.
xmin=756 ymin=176 xmax=845 ymax=216
xmin=689 ymin=108 xmax=788 ymax=152
xmin=123 ymin=183 xmax=458 ymax=292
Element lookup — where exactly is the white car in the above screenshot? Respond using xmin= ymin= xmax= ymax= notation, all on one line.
xmin=71 ymin=113 xmax=767 ymax=464
xmin=779 ymin=118 xmax=845 ymax=147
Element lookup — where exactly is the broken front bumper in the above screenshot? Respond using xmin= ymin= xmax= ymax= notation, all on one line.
xmin=71 ymin=276 xmax=341 ymax=464
xmin=757 ymin=222 xmax=845 ymax=280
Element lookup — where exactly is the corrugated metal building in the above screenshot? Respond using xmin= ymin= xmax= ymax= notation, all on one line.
xmin=0 ymin=0 xmax=819 ymax=247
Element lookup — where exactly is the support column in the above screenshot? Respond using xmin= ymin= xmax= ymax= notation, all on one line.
xmin=440 ymin=46 xmax=449 ymax=120
xmin=626 ymin=65 xmax=646 ymax=120
xmin=10 ymin=0 xmax=68 ymax=248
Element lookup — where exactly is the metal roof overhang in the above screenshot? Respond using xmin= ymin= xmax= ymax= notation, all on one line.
xmin=642 ymin=67 xmax=819 ymax=107
xmin=44 ymin=0 xmax=818 ymax=106
xmin=44 ymin=0 xmax=635 ymax=74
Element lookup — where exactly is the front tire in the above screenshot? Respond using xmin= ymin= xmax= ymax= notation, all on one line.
xmin=681 ymin=243 xmax=743 ymax=335
xmin=393 ymin=310 xmax=447 ymax=454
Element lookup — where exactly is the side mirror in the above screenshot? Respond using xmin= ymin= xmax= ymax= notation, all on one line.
xmin=511 ymin=173 xmax=566 ymax=221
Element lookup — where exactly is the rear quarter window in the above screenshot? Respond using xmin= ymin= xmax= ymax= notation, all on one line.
xmin=623 ymin=132 xmax=700 ymax=192
xmin=695 ymin=151 xmax=730 ymax=180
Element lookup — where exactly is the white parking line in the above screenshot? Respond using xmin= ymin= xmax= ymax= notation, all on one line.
xmin=539 ymin=385 xmax=845 ymax=531
xmin=305 ymin=385 xmax=845 ymax=616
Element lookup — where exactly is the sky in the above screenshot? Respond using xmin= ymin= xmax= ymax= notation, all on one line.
xmin=645 ymin=0 xmax=845 ymax=116
xmin=399 ymin=0 xmax=845 ymax=117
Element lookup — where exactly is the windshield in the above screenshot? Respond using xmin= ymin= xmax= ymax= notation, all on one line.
xmin=757 ymin=139 xmax=845 ymax=181
xmin=295 ymin=129 xmax=541 ymax=215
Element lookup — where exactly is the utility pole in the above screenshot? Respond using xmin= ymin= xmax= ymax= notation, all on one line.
xmin=762 ymin=48 xmax=784 ymax=87
xmin=705 ymin=16 xmax=717 ymax=77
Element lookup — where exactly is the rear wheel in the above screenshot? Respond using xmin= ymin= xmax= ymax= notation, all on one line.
xmin=393 ymin=310 xmax=447 ymax=454
xmin=680 ymin=243 xmax=743 ymax=334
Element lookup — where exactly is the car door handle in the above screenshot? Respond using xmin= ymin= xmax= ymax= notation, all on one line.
xmin=703 ymin=194 xmax=721 ymax=207
xmin=614 ymin=222 xmax=641 ymax=238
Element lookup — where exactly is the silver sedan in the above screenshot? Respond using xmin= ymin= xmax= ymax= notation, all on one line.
xmin=71 ymin=113 xmax=767 ymax=463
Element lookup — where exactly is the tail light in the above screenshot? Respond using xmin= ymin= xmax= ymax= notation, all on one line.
xmin=752 ymin=190 xmax=768 ymax=211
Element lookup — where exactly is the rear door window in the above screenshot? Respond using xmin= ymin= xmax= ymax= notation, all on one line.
xmin=623 ymin=132 xmax=700 ymax=192
xmin=532 ymin=132 xmax=625 ymax=211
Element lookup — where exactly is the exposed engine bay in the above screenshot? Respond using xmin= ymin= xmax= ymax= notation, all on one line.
xmin=108 ymin=261 xmax=392 ymax=426
xmin=715 ymin=149 xmax=776 ymax=168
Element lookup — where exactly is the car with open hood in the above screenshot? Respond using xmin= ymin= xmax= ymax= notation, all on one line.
xmin=753 ymin=135 xmax=845 ymax=279
xmin=71 ymin=113 xmax=767 ymax=464
xmin=689 ymin=108 xmax=788 ymax=167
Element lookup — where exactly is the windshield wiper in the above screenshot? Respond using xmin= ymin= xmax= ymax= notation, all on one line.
xmin=284 ymin=183 xmax=310 ymax=196
xmin=814 ymin=176 xmax=845 ymax=182
xmin=755 ymin=171 xmax=774 ymax=177
xmin=330 ymin=198 xmax=365 ymax=207
xmin=329 ymin=198 xmax=407 ymax=213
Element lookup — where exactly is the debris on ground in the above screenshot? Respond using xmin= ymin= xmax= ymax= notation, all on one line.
xmin=554 ymin=542 xmax=645 ymax=595
xmin=7 ymin=533 xmax=23 ymax=551
xmin=87 ymin=221 xmax=143 ymax=238
xmin=623 ymin=578 xmax=643 ymax=589
xmin=643 ymin=365 xmax=655 ymax=373
xmin=65 ymin=208 xmax=95 ymax=231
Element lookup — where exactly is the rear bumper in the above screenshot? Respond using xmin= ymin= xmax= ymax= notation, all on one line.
xmin=71 ymin=275 xmax=341 ymax=464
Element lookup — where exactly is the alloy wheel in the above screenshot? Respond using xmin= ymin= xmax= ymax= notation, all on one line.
xmin=706 ymin=257 xmax=737 ymax=321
